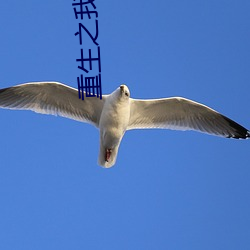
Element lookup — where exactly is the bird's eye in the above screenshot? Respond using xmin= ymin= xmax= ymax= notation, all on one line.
xmin=125 ymin=92 xmax=129 ymax=97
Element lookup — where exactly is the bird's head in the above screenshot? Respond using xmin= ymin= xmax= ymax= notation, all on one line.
xmin=119 ymin=84 xmax=130 ymax=98
xmin=110 ymin=84 xmax=130 ymax=103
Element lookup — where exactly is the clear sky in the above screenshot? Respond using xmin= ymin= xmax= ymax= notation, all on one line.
xmin=0 ymin=1 xmax=249 ymax=249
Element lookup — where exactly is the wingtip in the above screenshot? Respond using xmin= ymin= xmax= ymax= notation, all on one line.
xmin=222 ymin=115 xmax=250 ymax=139
xmin=247 ymin=130 xmax=250 ymax=139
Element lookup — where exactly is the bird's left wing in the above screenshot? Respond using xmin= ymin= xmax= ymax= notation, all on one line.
xmin=0 ymin=82 xmax=106 ymax=127
xmin=128 ymin=97 xmax=249 ymax=139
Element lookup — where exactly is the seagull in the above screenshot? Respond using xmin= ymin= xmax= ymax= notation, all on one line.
xmin=0 ymin=82 xmax=249 ymax=168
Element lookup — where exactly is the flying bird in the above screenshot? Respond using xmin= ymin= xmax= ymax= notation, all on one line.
xmin=0 ymin=82 xmax=249 ymax=168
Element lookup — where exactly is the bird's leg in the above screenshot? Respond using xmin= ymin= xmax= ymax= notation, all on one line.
xmin=105 ymin=149 xmax=112 ymax=162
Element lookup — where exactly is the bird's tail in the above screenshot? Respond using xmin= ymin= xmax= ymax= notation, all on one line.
xmin=98 ymin=144 xmax=119 ymax=168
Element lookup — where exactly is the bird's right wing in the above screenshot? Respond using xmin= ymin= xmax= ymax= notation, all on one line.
xmin=128 ymin=97 xmax=249 ymax=139
xmin=0 ymin=82 xmax=106 ymax=127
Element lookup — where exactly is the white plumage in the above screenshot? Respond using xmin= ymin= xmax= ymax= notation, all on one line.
xmin=0 ymin=82 xmax=249 ymax=167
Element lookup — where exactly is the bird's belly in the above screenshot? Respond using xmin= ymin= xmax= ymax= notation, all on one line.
xmin=102 ymin=129 xmax=122 ymax=148
xmin=100 ymin=114 xmax=127 ymax=148
xmin=99 ymin=99 xmax=130 ymax=148
xmin=101 ymin=119 xmax=126 ymax=145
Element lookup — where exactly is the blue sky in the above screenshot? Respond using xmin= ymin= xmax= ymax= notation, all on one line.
xmin=0 ymin=1 xmax=249 ymax=249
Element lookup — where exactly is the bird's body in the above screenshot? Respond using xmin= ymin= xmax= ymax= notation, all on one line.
xmin=98 ymin=86 xmax=130 ymax=167
xmin=0 ymin=82 xmax=249 ymax=168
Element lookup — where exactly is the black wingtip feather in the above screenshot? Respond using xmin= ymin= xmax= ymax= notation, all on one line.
xmin=222 ymin=115 xmax=249 ymax=139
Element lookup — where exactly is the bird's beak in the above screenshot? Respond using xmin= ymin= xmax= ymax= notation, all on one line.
xmin=120 ymin=85 xmax=124 ymax=94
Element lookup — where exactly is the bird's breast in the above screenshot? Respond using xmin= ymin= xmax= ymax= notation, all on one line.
xmin=99 ymin=99 xmax=130 ymax=141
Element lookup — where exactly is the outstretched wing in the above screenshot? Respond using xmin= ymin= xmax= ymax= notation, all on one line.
xmin=128 ymin=97 xmax=249 ymax=139
xmin=0 ymin=82 xmax=106 ymax=127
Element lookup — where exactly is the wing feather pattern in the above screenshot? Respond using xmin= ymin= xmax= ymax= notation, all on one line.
xmin=0 ymin=82 xmax=106 ymax=127
xmin=128 ymin=97 xmax=249 ymax=139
